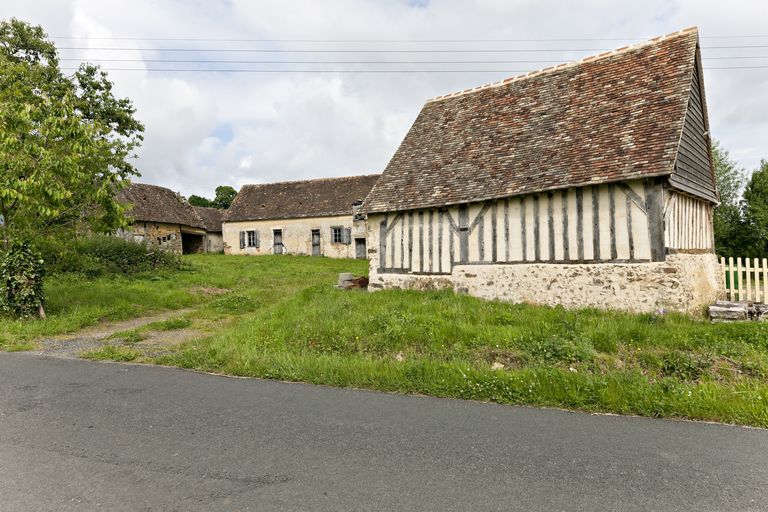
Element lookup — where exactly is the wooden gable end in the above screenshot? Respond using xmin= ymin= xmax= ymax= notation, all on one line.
xmin=669 ymin=51 xmax=718 ymax=203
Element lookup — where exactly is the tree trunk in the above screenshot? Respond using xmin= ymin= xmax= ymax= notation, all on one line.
xmin=38 ymin=304 xmax=46 ymax=320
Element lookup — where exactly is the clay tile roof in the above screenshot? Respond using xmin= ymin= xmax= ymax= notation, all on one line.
xmin=364 ymin=28 xmax=701 ymax=214
xmin=192 ymin=206 xmax=225 ymax=232
xmin=117 ymin=183 xmax=205 ymax=229
xmin=225 ymin=174 xmax=381 ymax=222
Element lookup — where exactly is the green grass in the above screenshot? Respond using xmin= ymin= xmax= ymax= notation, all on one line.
xmin=4 ymin=253 xmax=768 ymax=427
xmin=108 ymin=329 xmax=146 ymax=344
xmin=81 ymin=345 xmax=140 ymax=362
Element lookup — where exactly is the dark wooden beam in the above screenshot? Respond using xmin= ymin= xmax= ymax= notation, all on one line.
xmin=626 ymin=193 xmax=635 ymax=260
xmin=408 ymin=211 xmax=414 ymax=270
xmin=617 ymin=182 xmax=647 ymax=215
xmin=533 ymin=194 xmax=541 ymax=261
xmin=504 ymin=198 xmax=510 ymax=262
xmin=521 ymin=196 xmax=527 ymax=260
xmin=561 ymin=189 xmax=570 ymax=261
xmin=575 ymin=188 xmax=584 ymax=260
xmin=478 ymin=214 xmax=485 ymax=261
xmin=438 ymin=209 xmax=443 ymax=274
xmin=428 ymin=209 xmax=434 ymax=272
xmin=378 ymin=214 xmax=388 ymax=270
xmin=547 ymin=192 xmax=555 ymax=261
xmin=459 ymin=205 xmax=469 ymax=264
xmin=644 ymin=180 xmax=666 ymax=262
xmin=592 ymin=186 xmax=600 ymax=260
xmin=419 ymin=210 xmax=425 ymax=273
xmin=491 ymin=200 xmax=498 ymax=263
xmin=609 ymin=183 xmax=618 ymax=260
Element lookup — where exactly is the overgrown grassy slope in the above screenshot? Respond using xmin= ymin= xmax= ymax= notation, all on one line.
xmin=4 ymin=254 xmax=767 ymax=426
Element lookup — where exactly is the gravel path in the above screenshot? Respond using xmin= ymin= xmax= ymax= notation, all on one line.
xmin=31 ymin=309 xmax=196 ymax=359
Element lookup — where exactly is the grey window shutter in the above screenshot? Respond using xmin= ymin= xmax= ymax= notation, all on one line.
xmin=344 ymin=228 xmax=352 ymax=244
xmin=239 ymin=231 xmax=245 ymax=249
xmin=255 ymin=230 xmax=260 ymax=248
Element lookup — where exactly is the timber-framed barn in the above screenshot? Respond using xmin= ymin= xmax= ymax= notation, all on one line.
xmin=363 ymin=27 xmax=722 ymax=313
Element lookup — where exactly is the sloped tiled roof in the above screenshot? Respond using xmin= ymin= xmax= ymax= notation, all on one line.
xmin=192 ymin=206 xmax=224 ymax=233
xmin=364 ymin=28 xmax=703 ymax=213
xmin=226 ymin=174 xmax=381 ymax=222
xmin=117 ymin=183 xmax=205 ymax=229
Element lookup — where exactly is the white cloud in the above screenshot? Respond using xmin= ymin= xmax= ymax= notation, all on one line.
xmin=1 ymin=0 xmax=767 ymax=196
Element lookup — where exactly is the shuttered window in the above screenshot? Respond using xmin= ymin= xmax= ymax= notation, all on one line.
xmin=239 ymin=231 xmax=246 ymax=249
xmin=247 ymin=230 xmax=259 ymax=248
xmin=331 ymin=226 xmax=343 ymax=244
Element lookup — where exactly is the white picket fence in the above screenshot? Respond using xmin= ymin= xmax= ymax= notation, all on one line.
xmin=721 ymin=257 xmax=768 ymax=302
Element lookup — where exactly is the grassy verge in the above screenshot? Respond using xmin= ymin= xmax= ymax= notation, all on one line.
xmin=0 ymin=254 xmax=365 ymax=348
xmin=159 ymin=269 xmax=768 ymax=427
xmin=5 ymin=253 xmax=768 ymax=427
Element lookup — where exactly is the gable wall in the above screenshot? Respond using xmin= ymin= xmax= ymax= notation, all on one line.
xmin=664 ymin=191 xmax=714 ymax=251
xmin=669 ymin=56 xmax=717 ymax=202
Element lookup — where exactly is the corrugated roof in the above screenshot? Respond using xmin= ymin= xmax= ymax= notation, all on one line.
xmin=117 ymin=183 xmax=205 ymax=229
xmin=226 ymin=174 xmax=381 ymax=222
xmin=364 ymin=28 xmax=702 ymax=214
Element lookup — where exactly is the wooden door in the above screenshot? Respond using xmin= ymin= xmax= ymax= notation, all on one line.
xmin=355 ymin=238 xmax=366 ymax=259
xmin=311 ymin=229 xmax=321 ymax=256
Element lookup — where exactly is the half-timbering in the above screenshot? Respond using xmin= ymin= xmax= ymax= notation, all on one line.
xmin=117 ymin=183 xmax=222 ymax=254
xmin=223 ymin=175 xmax=380 ymax=258
xmin=363 ymin=28 xmax=721 ymax=314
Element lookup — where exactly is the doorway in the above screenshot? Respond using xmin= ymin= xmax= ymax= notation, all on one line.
xmin=355 ymin=238 xmax=366 ymax=259
xmin=311 ymin=229 xmax=321 ymax=256
xmin=181 ymin=232 xmax=204 ymax=254
xmin=273 ymin=229 xmax=284 ymax=254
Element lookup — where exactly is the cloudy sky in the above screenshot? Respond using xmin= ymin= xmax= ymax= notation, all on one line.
xmin=3 ymin=0 xmax=767 ymax=198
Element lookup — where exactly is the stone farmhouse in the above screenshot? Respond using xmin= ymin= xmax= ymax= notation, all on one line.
xmin=362 ymin=28 xmax=721 ymax=314
xmin=117 ymin=183 xmax=223 ymax=254
xmin=223 ymin=175 xmax=380 ymax=258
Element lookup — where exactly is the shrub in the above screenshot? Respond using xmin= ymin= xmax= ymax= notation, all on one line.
xmin=0 ymin=242 xmax=46 ymax=318
xmin=39 ymin=235 xmax=181 ymax=276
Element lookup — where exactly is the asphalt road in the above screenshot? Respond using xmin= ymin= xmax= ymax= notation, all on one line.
xmin=0 ymin=353 xmax=766 ymax=511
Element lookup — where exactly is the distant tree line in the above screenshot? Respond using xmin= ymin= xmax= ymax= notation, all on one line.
xmin=712 ymin=141 xmax=768 ymax=258
xmin=188 ymin=185 xmax=237 ymax=209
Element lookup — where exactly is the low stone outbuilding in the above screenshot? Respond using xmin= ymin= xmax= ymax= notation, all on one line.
xmin=363 ymin=28 xmax=721 ymax=314
xmin=192 ymin=206 xmax=225 ymax=253
xmin=223 ymin=175 xmax=380 ymax=258
xmin=117 ymin=183 xmax=220 ymax=254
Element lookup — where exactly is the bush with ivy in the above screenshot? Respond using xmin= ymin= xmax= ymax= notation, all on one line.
xmin=0 ymin=242 xmax=46 ymax=318
xmin=38 ymin=235 xmax=182 ymax=277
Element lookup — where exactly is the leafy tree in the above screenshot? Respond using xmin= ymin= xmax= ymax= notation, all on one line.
xmin=213 ymin=185 xmax=237 ymax=209
xmin=187 ymin=186 xmax=236 ymax=209
xmin=710 ymin=141 xmax=749 ymax=257
xmin=0 ymin=18 xmax=143 ymax=316
xmin=188 ymin=195 xmax=214 ymax=207
xmin=742 ymin=160 xmax=768 ymax=257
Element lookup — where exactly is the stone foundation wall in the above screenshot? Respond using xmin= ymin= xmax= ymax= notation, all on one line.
xmin=368 ymin=253 xmax=723 ymax=315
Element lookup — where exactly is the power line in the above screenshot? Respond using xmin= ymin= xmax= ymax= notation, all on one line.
xmin=59 ymin=66 xmax=768 ymax=73
xmin=54 ymin=45 xmax=768 ymax=54
xmin=50 ymin=35 xmax=768 ymax=42
xmin=57 ymin=56 xmax=768 ymax=64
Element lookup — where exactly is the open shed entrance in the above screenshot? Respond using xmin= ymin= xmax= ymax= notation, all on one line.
xmin=181 ymin=232 xmax=204 ymax=254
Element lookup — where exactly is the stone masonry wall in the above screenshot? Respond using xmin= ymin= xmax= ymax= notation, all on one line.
xmin=118 ymin=222 xmax=183 ymax=254
xmin=368 ymin=253 xmax=723 ymax=315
